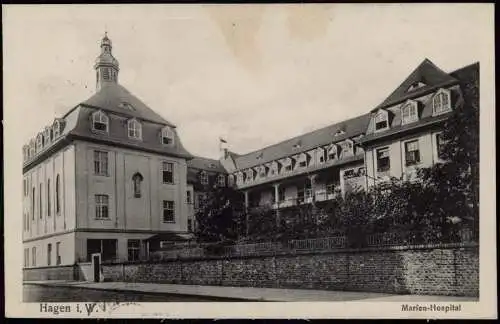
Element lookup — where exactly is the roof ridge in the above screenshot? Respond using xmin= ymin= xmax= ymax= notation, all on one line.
xmin=234 ymin=113 xmax=370 ymax=158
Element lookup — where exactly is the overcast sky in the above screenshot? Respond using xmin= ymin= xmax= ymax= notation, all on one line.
xmin=3 ymin=4 xmax=493 ymax=160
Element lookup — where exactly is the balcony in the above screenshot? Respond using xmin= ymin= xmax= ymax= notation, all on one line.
xmin=270 ymin=189 xmax=340 ymax=209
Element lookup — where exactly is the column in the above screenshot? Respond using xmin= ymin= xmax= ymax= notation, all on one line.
xmin=308 ymin=174 xmax=318 ymax=224
xmin=273 ymin=183 xmax=280 ymax=227
xmin=244 ymin=190 xmax=249 ymax=236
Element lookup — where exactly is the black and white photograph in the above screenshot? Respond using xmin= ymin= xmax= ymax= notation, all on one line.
xmin=3 ymin=3 xmax=496 ymax=319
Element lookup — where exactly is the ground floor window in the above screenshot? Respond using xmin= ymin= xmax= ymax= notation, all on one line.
xmin=86 ymin=239 xmax=117 ymax=262
xmin=47 ymin=243 xmax=52 ymax=266
xmin=31 ymin=247 xmax=36 ymax=266
xmin=127 ymin=239 xmax=140 ymax=261
xmin=56 ymin=242 xmax=61 ymax=265
xmin=24 ymin=248 xmax=29 ymax=267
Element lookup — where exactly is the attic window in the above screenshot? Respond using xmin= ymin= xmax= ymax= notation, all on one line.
xmin=334 ymin=130 xmax=345 ymax=136
xmin=208 ymin=163 xmax=217 ymax=169
xmin=53 ymin=120 xmax=62 ymax=138
xmin=407 ymin=81 xmax=426 ymax=92
xmin=127 ymin=119 xmax=142 ymax=140
xmin=92 ymin=110 xmax=109 ymax=132
xmin=119 ymin=102 xmax=135 ymax=111
xmin=374 ymin=111 xmax=389 ymax=131
xmin=161 ymin=126 xmax=175 ymax=145
xmin=401 ymin=101 xmax=419 ymax=125
xmin=432 ymin=89 xmax=452 ymax=116
xmin=292 ymin=142 xmax=301 ymax=150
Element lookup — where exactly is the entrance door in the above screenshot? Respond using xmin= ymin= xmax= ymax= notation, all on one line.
xmin=92 ymin=253 xmax=101 ymax=282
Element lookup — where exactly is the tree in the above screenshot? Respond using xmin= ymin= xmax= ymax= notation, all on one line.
xmin=194 ymin=186 xmax=246 ymax=243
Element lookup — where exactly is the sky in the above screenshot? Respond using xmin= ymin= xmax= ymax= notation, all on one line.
xmin=3 ymin=4 xmax=494 ymax=160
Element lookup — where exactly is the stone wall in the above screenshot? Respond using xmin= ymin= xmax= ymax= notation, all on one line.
xmin=102 ymin=243 xmax=479 ymax=297
xmin=23 ymin=265 xmax=79 ymax=281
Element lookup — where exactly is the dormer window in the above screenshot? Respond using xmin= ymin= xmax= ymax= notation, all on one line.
xmin=258 ymin=166 xmax=267 ymax=178
xmin=92 ymin=110 xmax=109 ymax=132
xmin=29 ymin=141 xmax=35 ymax=157
xmin=297 ymin=154 xmax=307 ymax=168
xmin=36 ymin=134 xmax=43 ymax=151
xmin=127 ymin=119 xmax=142 ymax=140
xmin=281 ymin=158 xmax=292 ymax=173
xmin=316 ymin=148 xmax=326 ymax=164
xmin=407 ymin=81 xmax=426 ymax=92
xmin=401 ymin=100 xmax=419 ymax=125
xmin=374 ymin=110 xmax=389 ymax=131
xmin=53 ymin=120 xmax=62 ymax=138
xmin=339 ymin=140 xmax=354 ymax=158
xmin=245 ymin=169 xmax=254 ymax=182
xmin=432 ymin=88 xmax=452 ymax=116
xmin=236 ymin=172 xmax=244 ymax=184
xmin=161 ymin=126 xmax=175 ymax=145
xmin=44 ymin=127 xmax=51 ymax=145
xmin=269 ymin=162 xmax=279 ymax=176
xmin=327 ymin=144 xmax=338 ymax=161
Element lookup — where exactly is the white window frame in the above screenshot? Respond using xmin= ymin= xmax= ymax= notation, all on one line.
xmin=316 ymin=148 xmax=326 ymax=164
xmin=327 ymin=144 xmax=338 ymax=161
xmin=340 ymin=139 xmax=354 ymax=158
xmin=374 ymin=110 xmax=389 ymax=132
xmin=376 ymin=146 xmax=391 ymax=173
xmin=200 ymin=171 xmax=209 ymax=185
xmin=36 ymin=134 xmax=43 ymax=151
xmin=161 ymin=161 xmax=174 ymax=184
xmin=95 ymin=194 xmax=110 ymax=219
xmin=217 ymin=174 xmax=226 ymax=187
xmin=53 ymin=120 xmax=61 ymax=138
xmin=297 ymin=154 xmax=308 ymax=168
xmin=127 ymin=239 xmax=141 ymax=261
xmin=127 ymin=118 xmax=142 ymax=140
xmin=401 ymin=100 xmax=419 ymax=125
xmin=162 ymin=200 xmax=175 ymax=223
xmin=404 ymin=139 xmax=421 ymax=167
xmin=435 ymin=132 xmax=447 ymax=161
xmin=432 ymin=88 xmax=452 ymax=116
xmin=93 ymin=150 xmax=109 ymax=176
xmin=92 ymin=110 xmax=109 ymax=133
xmin=245 ymin=169 xmax=254 ymax=182
xmin=161 ymin=126 xmax=175 ymax=145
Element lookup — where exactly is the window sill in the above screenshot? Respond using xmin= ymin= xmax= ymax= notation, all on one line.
xmin=94 ymin=173 xmax=110 ymax=177
xmin=162 ymin=182 xmax=175 ymax=185
xmin=90 ymin=128 xmax=109 ymax=135
xmin=94 ymin=218 xmax=112 ymax=221
xmin=432 ymin=109 xmax=452 ymax=117
xmin=162 ymin=221 xmax=176 ymax=224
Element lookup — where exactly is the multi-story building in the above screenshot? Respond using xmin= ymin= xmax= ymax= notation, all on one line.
xmin=22 ymin=34 xmax=195 ymax=270
xmin=21 ymin=33 xmax=478 ymax=278
xmin=222 ymin=59 xmax=479 ymax=222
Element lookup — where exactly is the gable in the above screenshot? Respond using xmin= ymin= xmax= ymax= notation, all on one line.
xmin=374 ymin=59 xmax=458 ymax=110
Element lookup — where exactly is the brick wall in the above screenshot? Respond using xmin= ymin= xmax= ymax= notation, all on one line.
xmin=102 ymin=243 xmax=479 ymax=297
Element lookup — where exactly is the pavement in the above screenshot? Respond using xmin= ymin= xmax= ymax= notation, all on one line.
xmin=24 ymin=280 xmax=478 ymax=302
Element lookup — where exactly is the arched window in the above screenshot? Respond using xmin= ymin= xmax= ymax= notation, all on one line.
xmin=55 ymin=174 xmax=60 ymax=214
xmin=161 ymin=126 xmax=175 ymax=145
xmin=53 ymin=120 xmax=62 ymax=138
xmin=92 ymin=110 xmax=109 ymax=132
xmin=132 ymin=173 xmax=144 ymax=198
xmin=36 ymin=134 xmax=43 ymax=151
xmin=401 ymin=101 xmax=418 ymax=125
xmin=127 ymin=119 xmax=142 ymax=140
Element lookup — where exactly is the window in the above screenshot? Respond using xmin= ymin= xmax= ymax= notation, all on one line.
xmin=32 ymin=247 xmax=36 ymax=266
xmin=36 ymin=134 xmax=43 ymax=151
xmin=326 ymin=184 xmax=336 ymax=195
xmin=127 ymin=119 xmax=142 ymax=139
xmin=317 ymin=149 xmax=325 ymax=163
xmin=186 ymin=190 xmax=192 ymax=204
xmin=24 ymin=248 xmax=29 ymax=267
xmin=94 ymin=151 xmax=109 ymax=176
xmin=127 ymin=239 xmax=140 ymax=261
xmin=327 ymin=145 xmax=337 ymax=160
xmin=47 ymin=243 xmax=52 ymax=266
xmin=47 ymin=180 xmax=51 ymax=217
xmin=39 ymin=184 xmax=42 ymax=219
xmin=436 ymin=133 xmax=446 ymax=160
xmin=161 ymin=127 xmax=175 ymax=145
xmin=55 ymin=175 xmax=60 ymax=214
xmin=278 ymin=188 xmax=285 ymax=202
xmin=162 ymin=200 xmax=175 ymax=223
xmin=401 ymin=102 xmax=418 ymax=124
xmin=162 ymin=162 xmax=174 ymax=184
xmin=132 ymin=173 xmax=143 ymax=198
xmin=405 ymin=140 xmax=420 ymax=166
xmin=95 ymin=195 xmax=109 ymax=219
xmin=23 ymin=179 xmax=27 ymax=196
xmin=102 ymin=68 xmax=111 ymax=80
xmin=376 ymin=147 xmax=390 ymax=172
xmin=187 ymin=219 xmax=193 ymax=232
xmin=433 ymin=90 xmax=451 ymax=115
xmin=92 ymin=110 xmax=109 ymax=132
xmin=284 ymin=165 xmax=292 ymax=172
xmin=53 ymin=120 xmax=61 ymax=138
xmin=374 ymin=111 xmax=389 ymax=131
xmin=197 ymin=194 xmax=207 ymax=209
xmin=86 ymin=239 xmax=117 ymax=262
xmin=217 ymin=174 xmax=225 ymax=187
xmin=199 ymin=171 xmax=208 ymax=185
xmin=56 ymin=242 xmax=61 ymax=265
xmin=340 ymin=141 xmax=353 ymax=157
xmin=32 ymin=187 xmax=35 ymax=220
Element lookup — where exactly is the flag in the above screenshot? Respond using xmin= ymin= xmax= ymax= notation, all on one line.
xmin=219 ymin=137 xmax=227 ymax=144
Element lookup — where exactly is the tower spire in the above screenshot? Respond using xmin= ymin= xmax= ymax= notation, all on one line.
xmin=94 ymin=32 xmax=119 ymax=91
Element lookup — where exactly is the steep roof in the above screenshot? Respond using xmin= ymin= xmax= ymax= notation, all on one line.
xmin=233 ymin=113 xmax=371 ymax=170
xmin=374 ymin=58 xmax=459 ymax=110
xmin=187 ymin=156 xmax=226 ymax=173
xmin=82 ymin=82 xmax=175 ymax=127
